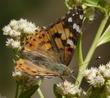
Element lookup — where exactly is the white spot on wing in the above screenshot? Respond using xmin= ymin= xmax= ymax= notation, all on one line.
xmin=68 ymin=17 xmax=72 ymax=23
xmin=72 ymin=14 xmax=75 ymax=16
xmin=79 ymin=15 xmax=83 ymax=20
xmin=76 ymin=12 xmax=78 ymax=15
xmin=67 ymin=39 xmax=74 ymax=46
xmin=73 ymin=23 xmax=81 ymax=33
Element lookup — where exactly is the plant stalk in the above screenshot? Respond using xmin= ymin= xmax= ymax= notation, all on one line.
xmin=15 ymin=83 xmax=19 ymax=98
xmin=37 ymin=80 xmax=45 ymax=98
xmin=37 ymin=88 xmax=45 ymax=98
xmin=76 ymin=33 xmax=84 ymax=66
xmin=75 ymin=14 xmax=109 ymax=87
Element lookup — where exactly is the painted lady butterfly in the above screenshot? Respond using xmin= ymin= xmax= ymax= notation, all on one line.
xmin=15 ymin=5 xmax=83 ymax=78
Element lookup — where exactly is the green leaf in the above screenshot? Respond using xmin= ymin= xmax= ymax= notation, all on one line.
xmin=65 ymin=0 xmax=75 ymax=9
xmin=76 ymin=33 xmax=83 ymax=66
xmin=53 ymin=84 xmax=63 ymax=98
xmin=97 ymin=25 xmax=110 ymax=46
xmin=83 ymin=0 xmax=110 ymax=14
xmin=19 ymin=85 xmax=39 ymax=98
xmin=82 ymin=0 xmax=99 ymax=6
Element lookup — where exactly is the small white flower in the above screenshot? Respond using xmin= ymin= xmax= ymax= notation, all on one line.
xmin=12 ymin=71 xmax=22 ymax=77
xmin=57 ymin=80 xmax=82 ymax=96
xmin=84 ymin=67 xmax=105 ymax=87
xmin=3 ymin=18 xmax=36 ymax=37
xmin=88 ymin=75 xmax=105 ymax=87
xmin=99 ymin=65 xmax=106 ymax=73
xmin=23 ymin=23 xmax=36 ymax=33
xmin=99 ymin=63 xmax=110 ymax=78
xmin=103 ymin=69 xmax=110 ymax=78
xmin=18 ymin=18 xmax=36 ymax=34
xmin=106 ymin=61 xmax=110 ymax=68
xmin=6 ymin=38 xmax=21 ymax=49
xmin=11 ymin=40 xmax=21 ymax=49
xmin=9 ymin=19 xmax=18 ymax=28
xmin=3 ymin=25 xmax=21 ymax=37
xmin=9 ymin=30 xmax=21 ymax=37
xmin=83 ymin=68 xmax=98 ymax=80
xmin=6 ymin=38 xmax=13 ymax=46
xmin=2 ymin=25 xmax=12 ymax=35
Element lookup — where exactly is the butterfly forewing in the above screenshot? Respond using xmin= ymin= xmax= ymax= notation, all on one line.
xmin=22 ymin=29 xmax=61 ymax=63
xmin=47 ymin=6 xmax=83 ymax=65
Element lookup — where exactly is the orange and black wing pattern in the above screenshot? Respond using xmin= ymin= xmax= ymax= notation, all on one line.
xmin=15 ymin=6 xmax=83 ymax=77
xmin=47 ymin=5 xmax=83 ymax=65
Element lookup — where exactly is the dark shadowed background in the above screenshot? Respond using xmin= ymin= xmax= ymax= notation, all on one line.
xmin=0 ymin=0 xmax=110 ymax=98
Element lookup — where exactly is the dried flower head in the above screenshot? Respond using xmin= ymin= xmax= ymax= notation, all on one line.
xmin=3 ymin=18 xmax=36 ymax=36
xmin=6 ymin=38 xmax=21 ymax=49
xmin=99 ymin=62 xmax=110 ymax=79
xmin=84 ymin=61 xmax=110 ymax=87
xmin=56 ymin=80 xmax=85 ymax=97
xmin=3 ymin=18 xmax=37 ymax=49
xmin=12 ymin=69 xmax=41 ymax=87
xmin=84 ymin=67 xmax=105 ymax=87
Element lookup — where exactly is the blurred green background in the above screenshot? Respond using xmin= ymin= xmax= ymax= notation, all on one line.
xmin=0 ymin=0 xmax=110 ymax=98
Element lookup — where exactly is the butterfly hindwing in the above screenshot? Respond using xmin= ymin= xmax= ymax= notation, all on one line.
xmin=15 ymin=59 xmax=60 ymax=76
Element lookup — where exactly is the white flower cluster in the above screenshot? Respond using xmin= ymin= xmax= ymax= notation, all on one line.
xmin=3 ymin=18 xmax=36 ymax=36
xmin=2 ymin=18 xmax=36 ymax=49
xmin=6 ymin=39 xmax=21 ymax=49
xmin=56 ymin=80 xmax=85 ymax=97
xmin=12 ymin=69 xmax=41 ymax=87
xmin=84 ymin=61 xmax=110 ymax=87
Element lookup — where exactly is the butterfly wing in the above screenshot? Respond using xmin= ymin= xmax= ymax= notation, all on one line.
xmin=19 ymin=6 xmax=83 ymax=77
xmin=15 ymin=59 xmax=70 ymax=77
xmin=47 ymin=6 xmax=83 ymax=65
xmin=22 ymin=27 xmax=61 ymax=63
xmin=15 ymin=59 xmax=60 ymax=76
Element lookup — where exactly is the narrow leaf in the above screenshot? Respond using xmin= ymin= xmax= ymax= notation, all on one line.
xmin=82 ymin=0 xmax=99 ymax=6
xmin=76 ymin=33 xmax=83 ymax=66
xmin=97 ymin=25 xmax=110 ymax=46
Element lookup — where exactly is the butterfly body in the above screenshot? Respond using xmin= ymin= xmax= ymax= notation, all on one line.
xmin=15 ymin=5 xmax=83 ymax=78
